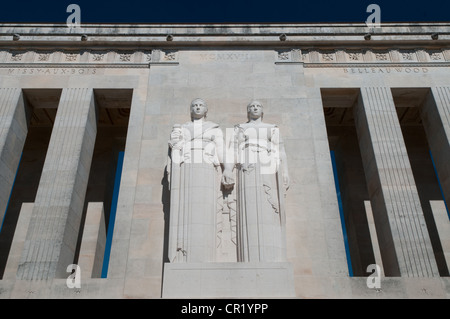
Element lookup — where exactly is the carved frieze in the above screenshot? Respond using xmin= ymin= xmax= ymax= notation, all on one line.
xmin=64 ymin=53 xmax=78 ymax=62
xmin=276 ymin=47 xmax=450 ymax=67
xmin=321 ymin=52 xmax=335 ymax=62
xmin=347 ymin=52 xmax=361 ymax=61
xmin=275 ymin=48 xmax=302 ymax=62
xmin=374 ymin=52 xmax=389 ymax=61
xmin=0 ymin=49 xmax=154 ymax=67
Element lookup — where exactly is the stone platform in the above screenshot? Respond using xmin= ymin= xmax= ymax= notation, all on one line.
xmin=162 ymin=262 xmax=295 ymax=298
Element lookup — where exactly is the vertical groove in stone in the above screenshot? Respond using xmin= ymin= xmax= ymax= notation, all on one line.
xmin=377 ymin=87 xmax=420 ymax=276
xmin=0 ymin=89 xmax=14 ymax=143
xmin=0 ymin=88 xmax=26 ymax=230
xmin=359 ymin=87 xmax=439 ymax=277
xmin=0 ymin=88 xmax=22 ymax=161
xmin=363 ymin=87 xmax=408 ymax=275
xmin=18 ymin=88 xmax=96 ymax=280
xmin=434 ymin=87 xmax=450 ymax=132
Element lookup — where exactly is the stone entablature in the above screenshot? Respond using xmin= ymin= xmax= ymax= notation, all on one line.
xmin=0 ymin=49 xmax=181 ymax=67
xmin=0 ymin=23 xmax=448 ymax=69
xmin=1 ymin=47 xmax=449 ymax=69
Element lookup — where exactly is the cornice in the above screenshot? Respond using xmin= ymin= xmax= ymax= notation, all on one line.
xmin=0 ymin=23 xmax=448 ymax=68
xmin=0 ymin=23 xmax=448 ymax=48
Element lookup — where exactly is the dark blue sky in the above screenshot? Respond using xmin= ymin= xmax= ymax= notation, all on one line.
xmin=0 ymin=0 xmax=448 ymax=24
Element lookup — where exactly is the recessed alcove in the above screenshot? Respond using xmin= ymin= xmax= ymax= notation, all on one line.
xmin=321 ymin=88 xmax=375 ymax=277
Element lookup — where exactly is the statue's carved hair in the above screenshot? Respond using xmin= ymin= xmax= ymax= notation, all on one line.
xmin=191 ymin=98 xmax=207 ymax=107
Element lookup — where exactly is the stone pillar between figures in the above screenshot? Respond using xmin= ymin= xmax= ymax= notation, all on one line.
xmin=17 ymin=88 xmax=97 ymax=280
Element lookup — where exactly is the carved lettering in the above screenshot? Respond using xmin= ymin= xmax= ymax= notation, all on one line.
xmin=343 ymin=67 xmax=429 ymax=74
xmin=2 ymin=67 xmax=98 ymax=75
xmin=199 ymin=52 xmax=256 ymax=61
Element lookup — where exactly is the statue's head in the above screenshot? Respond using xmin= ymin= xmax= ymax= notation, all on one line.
xmin=190 ymin=98 xmax=208 ymax=120
xmin=247 ymin=100 xmax=264 ymax=121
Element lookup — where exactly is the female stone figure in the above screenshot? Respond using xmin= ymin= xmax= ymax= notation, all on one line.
xmin=223 ymin=100 xmax=289 ymax=262
xmin=167 ymin=98 xmax=233 ymax=263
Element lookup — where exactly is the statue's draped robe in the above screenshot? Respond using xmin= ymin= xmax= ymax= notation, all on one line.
xmin=233 ymin=123 xmax=288 ymax=262
xmin=167 ymin=121 xmax=223 ymax=263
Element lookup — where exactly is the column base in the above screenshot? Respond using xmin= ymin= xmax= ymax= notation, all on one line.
xmin=162 ymin=262 xmax=295 ymax=298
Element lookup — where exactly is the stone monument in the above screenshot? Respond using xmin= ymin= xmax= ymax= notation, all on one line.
xmin=166 ymin=98 xmax=231 ymax=263
xmin=3 ymin=23 xmax=450 ymax=299
xmin=162 ymin=99 xmax=295 ymax=298
xmin=228 ymin=100 xmax=290 ymax=262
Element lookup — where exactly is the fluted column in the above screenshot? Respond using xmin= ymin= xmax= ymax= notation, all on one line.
xmin=354 ymin=87 xmax=439 ymax=277
xmin=17 ymin=88 xmax=97 ymax=280
xmin=0 ymin=88 xmax=28 ymax=227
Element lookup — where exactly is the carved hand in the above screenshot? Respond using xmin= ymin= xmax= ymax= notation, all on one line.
xmin=170 ymin=129 xmax=183 ymax=142
xmin=221 ymin=169 xmax=235 ymax=190
xmin=169 ymin=127 xmax=184 ymax=149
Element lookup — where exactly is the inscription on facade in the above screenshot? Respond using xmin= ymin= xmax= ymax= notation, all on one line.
xmin=343 ymin=67 xmax=429 ymax=74
xmin=3 ymin=67 xmax=98 ymax=75
xmin=200 ymin=53 xmax=257 ymax=61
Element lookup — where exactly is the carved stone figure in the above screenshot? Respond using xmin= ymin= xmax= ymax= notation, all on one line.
xmin=167 ymin=98 xmax=232 ymax=263
xmin=223 ymin=100 xmax=290 ymax=262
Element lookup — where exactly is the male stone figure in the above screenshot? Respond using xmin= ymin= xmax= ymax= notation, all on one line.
xmin=167 ymin=98 xmax=234 ymax=263
xmin=223 ymin=100 xmax=290 ymax=262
